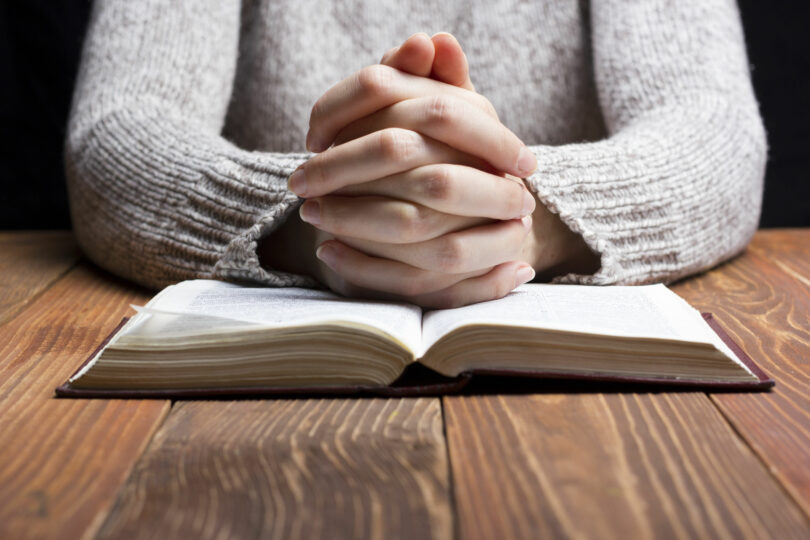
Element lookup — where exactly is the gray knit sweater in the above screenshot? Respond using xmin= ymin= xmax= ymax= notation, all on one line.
xmin=65 ymin=0 xmax=766 ymax=290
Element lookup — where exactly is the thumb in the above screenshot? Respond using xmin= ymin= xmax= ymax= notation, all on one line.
xmin=431 ymin=32 xmax=475 ymax=91
xmin=379 ymin=33 xmax=435 ymax=77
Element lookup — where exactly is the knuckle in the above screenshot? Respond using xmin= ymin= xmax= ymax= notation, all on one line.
xmin=479 ymin=96 xmax=499 ymax=119
xmin=357 ymin=64 xmax=395 ymax=98
xmin=419 ymin=166 xmax=454 ymax=202
xmin=378 ymin=128 xmax=421 ymax=163
xmin=435 ymin=235 xmax=466 ymax=273
xmin=425 ymin=95 xmax=459 ymax=127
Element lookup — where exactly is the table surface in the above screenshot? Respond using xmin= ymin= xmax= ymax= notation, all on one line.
xmin=1 ymin=229 xmax=809 ymax=539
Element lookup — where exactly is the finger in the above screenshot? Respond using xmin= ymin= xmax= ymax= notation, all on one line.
xmin=381 ymin=33 xmax=435 ymax=77
xmin=307 ymin=64 xmax=495 ymax=152
xmin=331 ymin=87 xmax=498 ymax=146
xmin=340 ymin=216 xmax=533 ymax=274
xmin=335 ymin=164 xmax=535 ymax=220
xmin=300 ymin=196 xmax=484 ymax=243
xmin=408 ymin=261 xmax=535 ymax=309
xmin=379 ymin=46 xmax=399 ymax=64
xmin=431 ymin=32 xmax=475 ymax=91
xmin=289 ymin=128 xmax=488 ymax=198
xmin=332 ymin=95 xmax=536 ymax=178
xmin=315 ymin=240 xmax=489 ymax=296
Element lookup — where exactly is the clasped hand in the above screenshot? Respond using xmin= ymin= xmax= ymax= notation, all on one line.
xmin=280 ymin=33 xmax=594 ymax=308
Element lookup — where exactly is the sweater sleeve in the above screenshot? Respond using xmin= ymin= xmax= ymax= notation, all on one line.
xmin=525 ymin=0 xmax=767 ymax=285
xmin=64 ymin=0 xmax=317 ymax=290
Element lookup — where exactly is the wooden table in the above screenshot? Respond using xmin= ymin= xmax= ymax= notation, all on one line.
xmin=1 ymin=229 xmax=809 ymax=539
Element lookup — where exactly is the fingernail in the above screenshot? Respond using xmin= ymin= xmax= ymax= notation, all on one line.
xmin=310 ymin=135 xmax=328 ymax=153
xmin=306 ymin=131 xmax=324 ymax=153
xmin=315 ymin=243 xmax=337 ymax=266
xmin=521 ymin=215 xmax=533 ymax=230
xmin=299 ymin=200 xmax=321 ymax=225
xmin=514 ymin=265 xmax=535 ymax=288
xmin=521 ymin=190 xmax=535 ymax=217
xmin=289 ymin=169 xmax=308 ymax=196
xmin=517 ymin=146 xmax=537 ymax=177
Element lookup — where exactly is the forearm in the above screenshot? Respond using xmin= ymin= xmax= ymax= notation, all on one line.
xmin=522 ymin=0 xmax=765 ymax=285
xmin=67 ymin=110 xmax=312 ymax=289
xmin=524 ymin=99 xmax=765 ymax=285
xmin=67 ymin=0 xmax=315 ymax=289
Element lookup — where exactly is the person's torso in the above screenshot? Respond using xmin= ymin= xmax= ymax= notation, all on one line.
xmin=223 ymin=0 xmax=606 ymax=153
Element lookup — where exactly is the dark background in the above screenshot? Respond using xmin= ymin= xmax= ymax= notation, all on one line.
xmin=1 ymin=1 xmax=808 ymax=230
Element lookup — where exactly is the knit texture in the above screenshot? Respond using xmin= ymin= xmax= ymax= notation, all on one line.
xmin=65 ymin=0 xmax=766 ymax=290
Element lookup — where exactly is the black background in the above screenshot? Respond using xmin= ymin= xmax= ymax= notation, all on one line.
xmin=0 ymin=1 xmax=807 ymax=230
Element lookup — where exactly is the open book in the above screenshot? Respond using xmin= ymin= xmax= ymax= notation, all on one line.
xmin=56 ymin=280 xmax=773 ymax=397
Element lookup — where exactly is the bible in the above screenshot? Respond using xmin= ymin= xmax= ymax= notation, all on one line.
xmin=55 ymin=279 xmax=773 ymax=397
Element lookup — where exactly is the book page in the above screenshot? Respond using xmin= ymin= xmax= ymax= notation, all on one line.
xmin=421 ymin=284 xmax=749 ymax=373
xmin=134 ymin=279 xmax=423 ymax=352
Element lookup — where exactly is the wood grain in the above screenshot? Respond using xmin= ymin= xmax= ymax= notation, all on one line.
xmin=444 ymin=393 xmax=809 ymax=540
xmin=747 ymin=229 xmax=810 ymax=285
xmin=0 ymin=263 xmax=151 ymax=402
xmin=0 ymin=263 xmax=169 ymax=540
xmin=672 ymin=230 xmax=810 ymax=517
xmin=96 ymin=399 xmax=452 ymax=540
xmin=0 ymin=399 xmax=168 ymax=540
xmin=0 ymin=231 xmax=80 ymax=325
xmin=2 ymin=229 xmax=807 ymax=539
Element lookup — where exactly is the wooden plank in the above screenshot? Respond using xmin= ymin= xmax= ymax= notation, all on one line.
xmin=0 ymin=263 xmax=151 ymax=402
xmin=672 ymin=232 xmax=810 ymax=517
xmin=96 ymin=399 xmax=452 ymax=540
xmin=0 ymin=399 xmax=168 ymax=540
xmin=0 ymin=263 xmax=169 ymax=540
xmin=444 ymin=393 xmax=809 ymax=539
xmin=0 ymin=231 xmax=80 ymax=325
xmin=746 ymin=229 xmax=810 ymax=286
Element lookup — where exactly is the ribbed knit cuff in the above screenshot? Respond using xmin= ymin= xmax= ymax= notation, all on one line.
xmin=210 ymin=154 xmax=320 ymax=288
xmin=67 ymin=109 xmax=319 ymax=289
xmin=523 ymin=97 xmax=765 ymax=285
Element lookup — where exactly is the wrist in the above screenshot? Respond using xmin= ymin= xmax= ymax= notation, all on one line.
xmin=534 ymin=237 xmax=600 ymax=281
xmin=524 ymin=190 xmax=600 ymax=281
